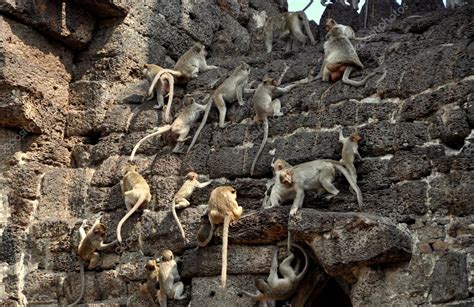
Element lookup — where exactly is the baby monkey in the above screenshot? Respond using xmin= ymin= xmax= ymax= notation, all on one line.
xmin=337 ymin=127 xmax=362 ymax=183
xmin=69 ymin=217 xmax=116 ymax=306
xmin=117 ymin=163 xmax=152 ymax=244
xmin=158 ymin=249 xmax=186 ymax=307
xmin=172 ymin=172 xmax=212 ymax=242
xmin=140 ymin=259 xmax=160 ymax=306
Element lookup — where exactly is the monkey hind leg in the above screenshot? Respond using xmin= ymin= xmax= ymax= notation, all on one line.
xmin=173 ymin=281 xmax=186 ymax=300
xmin=174 ymin=198 xmax=191 ymax=209
xmin=88 ymin=252 xmax=100 ymax=269
xmin=342 ymin=66 xmax=375 ymax=87
xmin=272 ymin=99 xmax=283 ymax=117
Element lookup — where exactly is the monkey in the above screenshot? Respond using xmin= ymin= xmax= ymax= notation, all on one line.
xmin=140 ymin=259 xmax=160 ymax=306
xmin=68 ymin=217 xmax=116 ymax=306
xmin=187 ymin=62 xmax=254 ymax=153
xmin=250 ymin=66 xmax=308 ymax=176
xmin=316 ymin=24 xmax=376 ymax=87
xmin=130 ymin=97 xmax=208 ymax=160
xmin=206 ymin=186 xmax=243 ymax=288
xmin=263 ymin=11 xmax=315 ymax=53
xmin=337 ymin=127 xmax=362 ymax=183
xmin=324 ymin=18 xmax=371 ymax=41
xmin=172 ymin=172 xmax=213 ymax=242
xmin=158 ymin=249 xmax=186 ymax=307
xmin=196 ymin=209 xmax=215 ymax=248
xmin=239 ymin=241 xmax=309 ymax=304
xmin=267 ymin=158 xmax=363 ymax=216
xmin=117 ymin=163 xmax=152 ymax=243
xmin=142 ymin=64 xmax=177 ymax=123
xmin=174 ymin=42 xmax=219 ymax=83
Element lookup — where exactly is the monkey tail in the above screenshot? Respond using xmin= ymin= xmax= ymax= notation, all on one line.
xmin=130 ymin=125 xmax=172 ymax=161
xmin=116 ymin=193 xmax=147 ymax=243
xmin=68 ymin=258 xmax=85 ymax=307
xmin=187 ymin=97 xmax=212 ymax=153
xmin=171 ymin=199 xmax=186 ymax=241
xmin=250 ymin=119 xmax=268 ymax=176
xmin=333 ymin=164 xmax=363 ymax=208
xmin=163 ymin=73 xmax=175 ymax=123
xmin=293 ymin=243 xmax=309 ymax=281
xmin=221 ymin=215 xmax=231 ymax=288
xmin=299 ymin=11 xmax=316 ymax=44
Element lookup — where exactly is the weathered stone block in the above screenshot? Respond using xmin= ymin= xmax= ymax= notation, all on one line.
xmin=429 ymin=171 xmax=473 ymax=216
xmin=430 ymin=252 xmax=469 ymax=303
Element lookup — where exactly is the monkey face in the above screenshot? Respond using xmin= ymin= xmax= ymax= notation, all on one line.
xmin=186 ymin=172 xmax=198 ymax=180
xmin=93 ymin=224 xmax=107 ymax=236
xmin=279 ymin=169 xmax=293 ymax=186
xmin=239 ymin=62 xmax=250 ymax=73
xmin=162 ymin=249 xmax=173 ymax=261
xmin=146 ymin=259 xmax=157 ymax=271
xmin=350 ymin=133 xmax=362 ymax=142
xmin=194 ymin=42 xmax=206 ymax=56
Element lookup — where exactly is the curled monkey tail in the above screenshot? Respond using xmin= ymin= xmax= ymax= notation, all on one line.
xmin=250 ymin=118 xmax=269 ymax=176
xmin=197 ymin=219 xmax=215 ymax=248
xmin=293 ymin=243 xmax=309 ymax=281
xmin=130 ymin=125 xmax=172 ymax=161
xmin=221 ymin=215 xmax=231 ymax=288
xmin=299 ymin=11 xmax=315 ymax=44
xmin=68 ymin=258 xmax=85 ymax=307
xmin=163 ymin=73 xmax=175 ymax=123
xmin=239 ymin=290 xmax=260 ymax=299
xmin=116 ymin=193 xmax=147 ymax=243
xmin=333 ymin=164 xmax=363 ymax=208
xmin=171 ymin=199 xmax=186 ymax=241
xmin=187 ymin=97 xmax=212 ymax=153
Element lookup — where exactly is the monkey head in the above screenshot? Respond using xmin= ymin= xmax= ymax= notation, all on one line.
xmin=239 ymin=62 xmax=250 ymax=74
xmin=122 ymin=163 xmax=138 ymax=175
xmin=263 ymin=76 xmax=278 ymax=87
xmin=255 ymin=278 xmax=271 ymax=293
xmin=324 ymin=18 xmax=337 ymax=32
xmin=185 ymin=172 xmax=198 ymax=180
xmin=272 ymin=159 xmax=291 ymax=174
xmin=93 ymin=223 xmax=107 ymax=237
xmin=350 ymin=132 xmax=362 ymax=143
xmin=146 ymin=259 xmax=158 ymax=271
xmin=193 ymin=42 xmax=206 ymax=56
xmin=162 ymin=249 xmax=174 ymax=261
xmin=327 ymin=25 xmax=344 ymax=38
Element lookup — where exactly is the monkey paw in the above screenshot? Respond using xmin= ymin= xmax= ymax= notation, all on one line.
xmin=289 ymin=208 xmax=298 ymax=217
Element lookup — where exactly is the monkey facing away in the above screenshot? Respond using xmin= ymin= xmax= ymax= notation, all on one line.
xmin=250 ymin=65 xmax=310 ymax=176
xmin=200 ymin=186 xmax=243 ymax=288
xmin=117 ymin=163 xmax=152 ymax=243
xmin=264 ymin=11 xmax=316 ymax=53
xmin=172 ymin=172 xmax=212 ymax=242
xmin=68 ymin=217 xmax=116 ymax=306
xmin=158 ymin=249 xmax=186 ymax=307
xmin=240 ymin=241 xmax=309 ymax=305
xmin=187 ymin=62 xmax=254 ymax=153
xmin=316 ymin=24 xmax=376 ymax=87
xmin=142 ymin=64 xmax=177 ymax=123
xmin=140 ymin=259 xmax=160 ymax=306
xmin=267 ymin=158 xmax=363 ymax=216
xmin=130 ymin=97 xmax=208 ymax=160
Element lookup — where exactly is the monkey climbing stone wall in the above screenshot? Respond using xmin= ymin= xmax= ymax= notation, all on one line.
xmin=0 ymin=1 xmax=473 ymax=306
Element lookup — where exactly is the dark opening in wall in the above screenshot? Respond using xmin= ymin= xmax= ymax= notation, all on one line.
xmin=309 ymin=278 xmax=352 ymax=307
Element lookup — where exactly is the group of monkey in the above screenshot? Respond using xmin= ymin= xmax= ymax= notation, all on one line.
xmin=69 ymin=9 xmax=371 ymax=307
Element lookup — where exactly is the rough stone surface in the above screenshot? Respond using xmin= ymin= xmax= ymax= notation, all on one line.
xmin=0 ymin=2 xmax=472 ymax=306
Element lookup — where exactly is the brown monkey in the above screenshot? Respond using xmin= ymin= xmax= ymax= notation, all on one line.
xmin=117 ymin=163 xmax=152 ymax=243
xmin=268 ymin=158 xmax=363 ymax=216
xmin=240 ymin=241 xmax=309 ymax=304
xmin=140 ymin=259 xmax=160 ymax=306
xmin=206 ymin=186 xmax=243 ymax=288
xmin=317 ymin=25 xmax=376 ymax=86
xmin=337 ymin=127 xmax=362 ymax=183
xmin=158 ymin=249 xmax=186 ymax=307
xmin=130 ymin=97 xmax=208 ymax=159
xmin=172 ymin=172 xmax=212 ymax=242
xmin=264 ymin=11 xmax=315 ymax=53
xmin=142 ymin=64 xmax=177 ymax=123
xmin=69 ymin=217 xmax=116 ymax=306
xmin=187 ymin=62 xmax=254 ymax=153
xmin=174 ymin=42 xmax=218 ymax=83
xmin=250 ymin=66 xmax=308 ymax=176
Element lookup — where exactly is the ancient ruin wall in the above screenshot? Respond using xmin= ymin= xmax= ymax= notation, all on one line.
xmin=0 ymin=0 xmax=473 ymax=306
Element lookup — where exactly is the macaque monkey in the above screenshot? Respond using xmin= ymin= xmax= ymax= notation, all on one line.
xmin=267 ymin=159 xmax=363 ymax=216
xmin=158 ymin=249 xmax=186 ymax=307
xmin=130 ymin=97 xmax=207 ymax=159
xmin=187 ymin=62 xmax=253 ymax=153
xmin=240 ymin=241 xmax=309 ymax=304
xmin=140 ymin=259 xmax=160 ymax=306
xmin=69 ymin=217 xmax=116 ymax=306
xmin=174 ymin=42 xmax=218 ymax=83
xmin=142 ymin=64 xmax=177 ymax=123
xmin=337 ymin=128 xmax=362 ymax=182
xmin=250 ymin=66 xmax=306 ymax=176
xmin=263 ymin=11 xmax=316 ymax=53
xmin=117 ymin=163 xmax=152 ymax=243
xmin=206 ymin=186 xmax=243 ymax=288
xmin=316 ymin=24 xmax=376 ymax=87
xmin=172 ymin=172 xmax=212 ymax=242
xmin=324 ymin=18 xmax=370 ymax=41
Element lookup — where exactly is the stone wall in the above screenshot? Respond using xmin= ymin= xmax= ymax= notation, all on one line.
xmin=0 ymin=0 xmax=473 ymax=306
